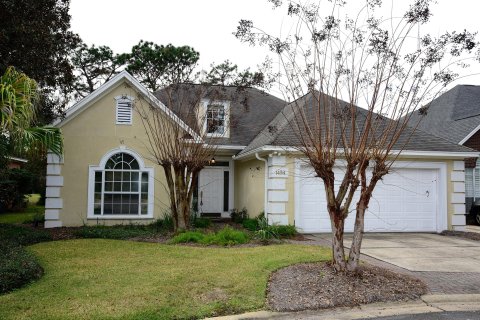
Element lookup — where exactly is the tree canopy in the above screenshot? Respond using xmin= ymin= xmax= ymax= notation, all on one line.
xmin=0 ymin=0 xmax=80 ymax=123
xmin=72 ymin=42 xmax=126 ymax=98
xmin=125 ymin=41 xmax=200 ymax=91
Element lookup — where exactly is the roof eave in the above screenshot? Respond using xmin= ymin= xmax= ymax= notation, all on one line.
xmin=233 ymin=145 xmax=479 ymax=161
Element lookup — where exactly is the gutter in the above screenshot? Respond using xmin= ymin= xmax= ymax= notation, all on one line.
xmin=255 ymin=152 xmax=269 ymax=223
xmin=234 ymin=145 xmax=478 ymax=161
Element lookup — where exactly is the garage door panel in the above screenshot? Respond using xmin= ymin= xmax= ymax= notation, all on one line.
xmin=298 ymin=165 xmax=438 ymax=232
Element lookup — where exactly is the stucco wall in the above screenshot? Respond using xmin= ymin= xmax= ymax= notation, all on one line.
xmin=234 ymin=159 xmax=265 ymax=218
xmin=50 ymin=81 xmax=171 ymax=226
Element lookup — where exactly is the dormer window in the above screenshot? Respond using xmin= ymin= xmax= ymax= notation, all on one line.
xmin=206 ymin=104 xmax=225 ymax=134
xmin=201 ymin=100 xmax=230 ymax=138
xmin=115 ymin=96 xmax=133 ymax=125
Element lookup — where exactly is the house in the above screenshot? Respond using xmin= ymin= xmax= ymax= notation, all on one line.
xmin=6 ymin=156 xmax=28 ymax=169
xmin=408 ymin=85 xmax=480 ymax=213
xmin=44 ymin=71 xmax=478 ymax=233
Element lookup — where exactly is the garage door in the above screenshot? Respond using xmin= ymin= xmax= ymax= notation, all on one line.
xmin=298 ymin=164 xmax=439 ymax=232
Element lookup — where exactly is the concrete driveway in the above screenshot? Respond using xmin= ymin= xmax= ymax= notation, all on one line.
xmin=311 ymin=233 xmax=480 ymax=272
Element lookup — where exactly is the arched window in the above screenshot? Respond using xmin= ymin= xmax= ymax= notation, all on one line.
xmin=88 ymin=150 xmax=153 ymax=218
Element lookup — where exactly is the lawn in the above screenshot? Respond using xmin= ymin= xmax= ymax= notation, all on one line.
xmin=0 ymin=239 xmax=329 ymax=320
xmin=0 ymin=194 xmax=43 ymax=224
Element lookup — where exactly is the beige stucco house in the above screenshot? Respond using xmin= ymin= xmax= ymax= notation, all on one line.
xmin=44 ymin=71 xmax=478 ymax=233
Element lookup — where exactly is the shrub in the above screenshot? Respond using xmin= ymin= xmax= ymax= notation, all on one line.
xmin=170 ymin=231 xmax=205 ymax=244
xmin=0 ymin=241 xmax=43 ymax=294
xmin=242 ymin=218 xmax=258 ymax=231
xmin=0 ymin=169 xmax=36 ymax=212
xmin=170 ymin=227 xmax=249 ymax=246
xmin=0 ymin=224 xmax=52 ymax=246
xmin=255 ymin=217 xmax=278 ymax=242
xmin=193 ymin=217 xmax=211 ymax=228
xmin=73 ymin=225 xmax=155 ymax=240
xmin=230 ymin=207 xmax=248 ymax=223
xmin=270 ymin=225 xmax=297 ymax=238
xmin=149 ymin=212 xmax=174 ymax=232
xmin=202 ymin=226 xmax=249 ymax=246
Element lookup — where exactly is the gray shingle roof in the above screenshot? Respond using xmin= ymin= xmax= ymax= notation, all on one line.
xmin=240 ymin=91 xmax=475 ymax=156
xmin=154 ymin=85 xmax=286 ymax=146
xmin=408 ymin=85 xmax=480 ymax=144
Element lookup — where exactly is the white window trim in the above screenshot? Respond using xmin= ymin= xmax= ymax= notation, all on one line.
xmin=199 ymin=99 xmax=230 ymax=138
xmin=87 ymin=147 xmax=154 ymax=219
xmin=115 ymin=95 xmax=134 ymax=125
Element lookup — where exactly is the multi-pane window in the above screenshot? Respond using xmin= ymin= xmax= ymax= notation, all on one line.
xmin=92 ymin=153 xmax=149 ymax=216
xmin=206 ymin=105 xmax=225 ymax=135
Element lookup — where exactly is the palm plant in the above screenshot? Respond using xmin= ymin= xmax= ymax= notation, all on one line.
xmin=0 ymin=66 xmax=62 ymax=157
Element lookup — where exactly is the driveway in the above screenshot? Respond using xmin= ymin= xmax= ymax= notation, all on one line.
xmin=311 ymin=233 xmax=480 ymax=272
xmin=308 ymin=233 xmax=480 ymax=294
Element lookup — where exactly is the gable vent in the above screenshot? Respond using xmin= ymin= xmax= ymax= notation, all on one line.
xmin=116 ymin=99 xmax=132 ymax=125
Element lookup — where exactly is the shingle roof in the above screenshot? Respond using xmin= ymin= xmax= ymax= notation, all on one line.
xmin=154 ymin=85 xmax=286 ymax=146
xmin=408 ymin=85 xmax=480 ymax=144
xmin=239 ymin=91 xmax=475 ymax=156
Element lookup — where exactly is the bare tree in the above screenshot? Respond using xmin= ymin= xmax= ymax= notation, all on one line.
xmin=236 ymin=0 xmax=479 ymax=271
xmin=134 ymin=84 xmax=224 ymax=231
xmin=132 ymin=58 xmax=269 ymax=231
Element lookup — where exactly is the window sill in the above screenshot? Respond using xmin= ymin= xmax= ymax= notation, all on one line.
xmin=87 ymin=215 xmax=154 ymax=220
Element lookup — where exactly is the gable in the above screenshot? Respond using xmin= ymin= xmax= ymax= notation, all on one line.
xmin=61 ymin=81 xmax=144 ymax=139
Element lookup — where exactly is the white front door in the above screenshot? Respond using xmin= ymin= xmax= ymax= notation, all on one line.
xmin=198 ymin=168 xmax=225 ymax=215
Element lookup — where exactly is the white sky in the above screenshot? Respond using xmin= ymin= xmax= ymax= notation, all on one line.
xmin=70 ymin=0 xmax=480 ymax=93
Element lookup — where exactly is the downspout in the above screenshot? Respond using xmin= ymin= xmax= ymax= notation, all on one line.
xmin=255 ymin=152 xmax=268 ymax=223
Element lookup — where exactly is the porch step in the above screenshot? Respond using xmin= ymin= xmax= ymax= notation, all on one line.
xmin=201 ymin=216 xmax=231 ymax=223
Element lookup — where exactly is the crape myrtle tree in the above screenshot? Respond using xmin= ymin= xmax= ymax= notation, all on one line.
xmin=129 ymin=43 xmax=267 ymax=231
xmin=235 ymin=0 xmax=479 ymax=271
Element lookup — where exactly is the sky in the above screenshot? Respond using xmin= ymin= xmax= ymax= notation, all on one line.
xmin=69 ymin=0 xmax=480 ymax=94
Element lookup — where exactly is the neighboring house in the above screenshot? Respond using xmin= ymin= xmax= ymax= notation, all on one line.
xmin=7 ymin=156 xmax=28 ymax=169
xmin=408 ymin=85 xmax=480 ymax=213
xmin=44 ymin=71 xmax=477 ymax=233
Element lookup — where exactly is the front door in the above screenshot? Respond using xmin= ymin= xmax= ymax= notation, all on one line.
xmin=198 ymin=167 xmax=226 ymax=216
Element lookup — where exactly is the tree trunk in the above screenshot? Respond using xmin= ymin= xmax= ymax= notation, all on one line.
xmin=347 ymin=170 xmax=379 ymax=271
xmin=346 ymin=202 xmax=366 ymax=271
xmin=162 ymin=164 xmax=180 ymax=231
xmin=174 ymin=167 xmax=189 ymax=231
xmin=330 ymin=211 xmax=347 ymax=272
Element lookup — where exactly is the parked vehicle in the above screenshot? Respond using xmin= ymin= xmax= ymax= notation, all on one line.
xmin=468 ymin=199 xmax=480 ymax=225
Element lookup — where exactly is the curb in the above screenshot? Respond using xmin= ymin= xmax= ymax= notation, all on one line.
xmin=204 ymin=294 xmax=480 ymax=320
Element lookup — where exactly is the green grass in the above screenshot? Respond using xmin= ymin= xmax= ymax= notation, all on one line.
xmin=0 ymin=239 xmax=329 ymax=320
xmin=0 ymin=194 xmax=43 ymax=224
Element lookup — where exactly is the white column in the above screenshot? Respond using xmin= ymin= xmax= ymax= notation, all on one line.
xmin=44 ymin=153 xmax=63 ymax=228
xmin=451 ymin=160 xmax=466 ymax=231
xmin=267 ymin=155 xmax=289 ymax=225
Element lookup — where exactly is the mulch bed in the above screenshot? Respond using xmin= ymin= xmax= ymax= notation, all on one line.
xmin=440 ymin=230 xmax=480 ymax=241
xmin=267 ymin=262 xmax=428 ymax=312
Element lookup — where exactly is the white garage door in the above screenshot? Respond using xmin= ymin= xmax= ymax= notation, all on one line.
xmin=298 ymin=164 xmax=439 ymax=233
